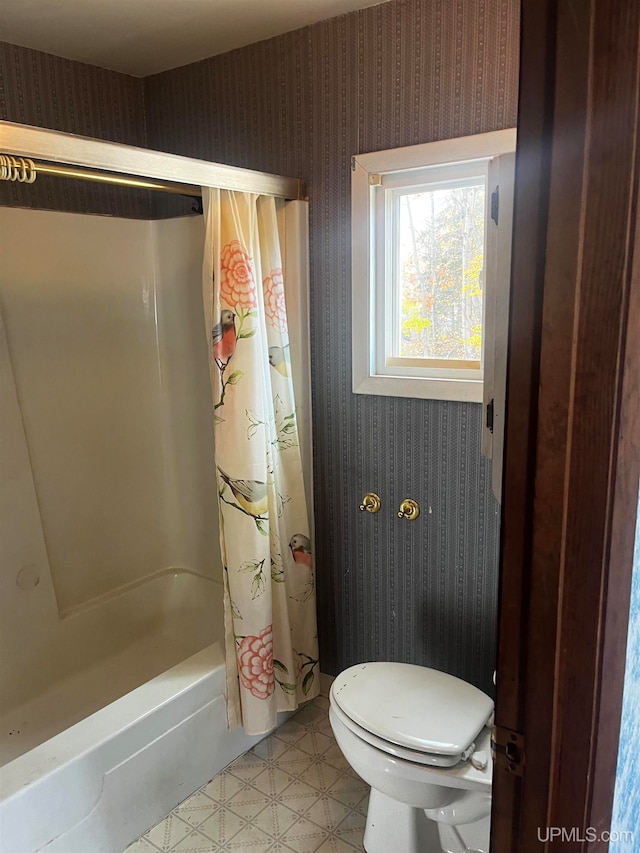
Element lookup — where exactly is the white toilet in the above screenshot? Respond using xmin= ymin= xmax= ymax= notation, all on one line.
xmin=329 ymin=662 xmax=494 ymax=853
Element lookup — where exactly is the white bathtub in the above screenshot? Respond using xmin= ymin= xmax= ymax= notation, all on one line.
xmin=0 ymin=571 xmax=273 ymax=853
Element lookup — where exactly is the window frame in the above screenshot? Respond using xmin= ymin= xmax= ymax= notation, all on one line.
xmin=351 ymin=129 xmax=517 ymax=402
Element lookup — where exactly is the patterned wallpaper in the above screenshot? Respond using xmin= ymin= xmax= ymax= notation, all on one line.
xmin=144 ymin=0 xmax=520 ymax=690
xmin=0 ymin=0 xmax=520 ymax=692
xmin=0 ymin=42 xmax=152 ymax=217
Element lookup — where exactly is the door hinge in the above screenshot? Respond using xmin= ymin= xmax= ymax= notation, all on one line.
xmin=491 ymin=186 xmax=499 ymax=225
xmin=491 ymin=725 xmax=525 ymax=776
xmin=351 ymin=156 xmax=356 ymax=172
xmin=486 ymin=398 xmax=494 ymax=434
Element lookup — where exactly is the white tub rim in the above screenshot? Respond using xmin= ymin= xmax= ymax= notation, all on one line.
xmin=0 ymin=642 xmax=226 ymax=802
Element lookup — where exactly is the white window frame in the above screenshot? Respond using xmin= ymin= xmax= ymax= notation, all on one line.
xmin=351 ymin=129 xmax=516 ymax=403
xmin=481 ymin=148 xmax=516 ymax=502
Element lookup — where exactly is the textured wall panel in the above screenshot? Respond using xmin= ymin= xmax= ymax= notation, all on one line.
xmin=145 ymin=0 xmax=520 ymax=693
xmin=0 ymin=42 xmax=152 ymax=217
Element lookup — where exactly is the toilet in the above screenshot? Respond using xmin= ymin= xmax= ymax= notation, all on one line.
xmin=329 ymin=662 xmax=494 ymax=853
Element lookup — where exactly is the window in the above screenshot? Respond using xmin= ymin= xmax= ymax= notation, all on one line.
xmin=351 ymin=129 xmax=516 ymax=405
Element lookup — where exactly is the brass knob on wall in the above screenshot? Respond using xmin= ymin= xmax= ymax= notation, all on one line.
xmin=398 ymin=498 xmax=420 ymax=520
xmin=359 ymin=492 xmax=381 ymax=513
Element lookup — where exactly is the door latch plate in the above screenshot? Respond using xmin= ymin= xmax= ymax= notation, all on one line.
xmin=491 ymin=725 xmax=525 ymax=776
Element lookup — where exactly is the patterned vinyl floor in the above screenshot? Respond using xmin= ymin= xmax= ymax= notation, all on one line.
xmin=125 ymin=688 xmax=369 ymax=853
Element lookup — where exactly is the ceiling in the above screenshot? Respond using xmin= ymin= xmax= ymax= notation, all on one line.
xmin=0 ymin=0 xmax=388 ymax=78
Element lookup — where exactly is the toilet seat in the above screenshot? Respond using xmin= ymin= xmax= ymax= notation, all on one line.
xmin=330 ymin=663 xmax=494 ymax=768
xmin=330 ymin=696 xmax=473 ymax=767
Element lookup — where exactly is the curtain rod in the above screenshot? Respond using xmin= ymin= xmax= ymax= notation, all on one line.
xmin=0 ymin=154 xmax=202 ymax=200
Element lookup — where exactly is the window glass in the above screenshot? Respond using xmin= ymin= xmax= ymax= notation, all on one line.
xmin=395 ymin=180 xmax=486 ymax=365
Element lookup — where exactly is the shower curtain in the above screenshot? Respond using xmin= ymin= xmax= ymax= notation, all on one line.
xmin=202 ymin=187 xmax=319 ymax=735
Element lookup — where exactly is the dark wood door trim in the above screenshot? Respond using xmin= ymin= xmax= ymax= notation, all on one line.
xmin=543 ymin=1 xmax=639 ymax=845
xmin=490 ymin=0 xmax=556 ymax=847
xmin=587 ymin=116 xmax=640 ymax=853
xmin=493 ymin=1 xmax=640 ymax=849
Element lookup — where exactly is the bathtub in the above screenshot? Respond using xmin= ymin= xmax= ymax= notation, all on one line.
xmin=0 ymin=571 xmax=273 ymax=853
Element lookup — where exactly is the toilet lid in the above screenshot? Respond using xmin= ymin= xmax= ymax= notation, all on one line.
xmin=331 ymin=663 xmax=494 ymax=757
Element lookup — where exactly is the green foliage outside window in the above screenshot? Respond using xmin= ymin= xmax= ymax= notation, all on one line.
xmin=399 ymin=184 xmax=485 ymax=361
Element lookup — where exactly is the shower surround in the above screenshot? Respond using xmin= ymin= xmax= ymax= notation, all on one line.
xmin=0 ymin=208 xmax=283 ymax=851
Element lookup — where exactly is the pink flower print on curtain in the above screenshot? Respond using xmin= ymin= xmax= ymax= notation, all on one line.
xmin=237 ymin=625 xmax=275 ymax=699
xmin=221 ymin=240 xmax=257 ymax=309
xmin=263 ymin=268 xmax=288 ymax=333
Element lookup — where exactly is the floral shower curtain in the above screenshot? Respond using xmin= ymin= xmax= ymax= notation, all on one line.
xmin=202 ymin=187 xmax=319 ymax=735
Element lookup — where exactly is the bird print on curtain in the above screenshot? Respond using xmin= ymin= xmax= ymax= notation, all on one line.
xmin=212 ymin=309 xmax=236 ymax=367
xmin=202 ymin=188 xmax=319 ymax=735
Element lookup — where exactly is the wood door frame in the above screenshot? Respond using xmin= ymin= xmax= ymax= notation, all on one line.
xmin=492 ymin=1 xmax=640 ymax=850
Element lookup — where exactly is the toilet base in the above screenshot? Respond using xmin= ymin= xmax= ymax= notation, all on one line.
xmin=363 ymin=788 xmax=442 ymax=853
xmin=363 ymin=788 xmax=491 ymax=853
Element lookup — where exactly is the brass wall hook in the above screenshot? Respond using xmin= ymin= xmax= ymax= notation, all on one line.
xmin=359 ymin=492 xmax=381 ymax=513
xmin=398 ymin=498 xmax=420 ymax=520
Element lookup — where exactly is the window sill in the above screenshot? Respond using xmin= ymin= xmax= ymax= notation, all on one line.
xmin=353 ymin=373 xmax=483 ymax=403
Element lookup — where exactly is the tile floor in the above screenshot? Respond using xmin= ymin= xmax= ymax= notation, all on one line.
xmin=125 ymin=688 xmax=369 ymax=853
